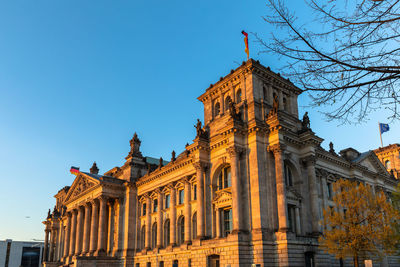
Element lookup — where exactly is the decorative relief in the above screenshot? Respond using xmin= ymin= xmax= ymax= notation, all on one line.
xmin=212 ymin=189 xmax=232 ymax=208
xmin=72 ymin=177 xmax=96 ymax=198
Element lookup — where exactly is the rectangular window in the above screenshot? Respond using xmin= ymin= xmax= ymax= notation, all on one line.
xmin=165 ymin=194 xmax=170 ymax=209
xmin=223 ymin=209 xmax=232 ymax=237
xmin=159 ymin=261 xmax=164 ymax=267
xmin=327 ymin=182 xmax=333 ymax=200
xmin=179 ymin=189 xmax=184 ymax=204
xmin=287 ymin=205 xmax=295 ymax=232
xmin=136 ymin=263 xmax=140 ymax=267
xmin=147 ymin=262 xmax=151 ymax=267
xmin=142 ymin=203 xmax=147 ymax=216
xmin=153 ymin=199 xmax=158 ymax=212
xmin=193 ymin=185 xmax=197 ymax=200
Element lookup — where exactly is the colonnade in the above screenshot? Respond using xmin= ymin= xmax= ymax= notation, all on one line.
xmin=44 ymin=195 xmax=124 ymax=262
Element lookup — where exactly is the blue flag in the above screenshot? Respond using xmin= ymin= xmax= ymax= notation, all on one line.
xmin=379 ymin=123 xmax=390 ymax=134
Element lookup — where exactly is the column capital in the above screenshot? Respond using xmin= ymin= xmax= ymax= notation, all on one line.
xmin=226 ymin=146 xmax=246 ymax=158
xmin=98 ymin=195 xmax=109 ymax=202
xmin=302 ymin=155 xmax=316 ymax=166
xmin=268 ymin=143 xmax=286 ymax=154
xmin=192 ymin=161 xmax=209 ymax=172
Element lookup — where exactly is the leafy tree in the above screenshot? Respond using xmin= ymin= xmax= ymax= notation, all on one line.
xmin=259 ymin=0 xmax=400 ymax=123
xmin=319 ymin=179 xmax=400 ymax=267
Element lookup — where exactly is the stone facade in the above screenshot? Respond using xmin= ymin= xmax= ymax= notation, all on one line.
xmin=374 ymin=144 xmax=400 ymax=179
xmin=43 ymin=59 xmax=399 ymax=267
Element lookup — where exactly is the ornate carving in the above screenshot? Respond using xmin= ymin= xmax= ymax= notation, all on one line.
xmin=72 ymin=177 xmax=96 ymax=197
xmin=228 ymin=100 xmax=242 ymax=121
xmin=194 ymin=119 xmax=209 ymax=139
xmin=90 ymin=162 xmax=99 ymax=174
xmin=226 ymin=146 xmax=246 ymax=158
xmin=329 ymin=142 xmax=336 ymax=154
xmin=126 ymin=132 xmax=143 ymax=159
xmin=301 ymin=112 xmax=311 ymax=130
xmin=193 ymin=162 xmax=209 ymax=172
xmin=302 ymin=155 xmax=316 ymax=166
xmin=267 ymin=143 xmax=286 ymax=155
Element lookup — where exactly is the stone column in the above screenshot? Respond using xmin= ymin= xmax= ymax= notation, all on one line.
xmin=215 ymin=208 xmax=221 ymax=238
xmin=295 ymin=207 xmax=301 ymax=235
xmin=43 ymin=227 xmax=50 ymax=261
xmin=123 ymin=183 xmax=137 ymax=257
xmin=69 ymin=210 xmax=77 ymax=256
xmin=113 ymin=198 xmax=124 ymax=256
xmin=157 ymin=191 xmax=163 ymax=248
xmin=107 ymin=200 xmax=115 ymax=255
xmin=170 ymin=186 xmax=177 ymax=246
xmin=184 ymin=178 xmax=191 ymax=243
xmin=89 ymin=200 xmax=99 ymax=255
xmin=145 ymin=196 xmax=151 ymax=249
xmin=58 ymin=222 xmax=64 ymax=260
xmin=304 ymin=156 xmax=320 ymax=234
xmin=63 ymin=214 xmax=71 ymax=259
xmin=95 ymin=196 xmax=108 ymax=256
xmin=271 ymin=144 xmax=288 ymax=232
xmin=194 ymin=163 xmax=205 ymax=239
xmin=227 ymin=146 xmax=243 ymax=232
xmin=75 ymin=207 xmax=84 ymax=255
xmin=82 ymin=203 xmax=91 ymax=255
xmin=49 ymin=228 xmax=55 ymax=261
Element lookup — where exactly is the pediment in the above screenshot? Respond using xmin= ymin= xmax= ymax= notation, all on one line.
xmin=287 ymin=187 xmax=302 ymax=201
xmin=64 ymin=173 xmax=100 ymax=202
xmin=212 ymin=189 xmax=232 ymax=207
xmin=358 ymin=153 xmax=388 ymax=175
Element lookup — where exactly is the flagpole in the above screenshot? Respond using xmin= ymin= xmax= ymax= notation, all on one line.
xmin=379 ymin=122 xmax=383 ymax=148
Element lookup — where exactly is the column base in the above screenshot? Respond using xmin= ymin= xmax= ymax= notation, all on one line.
xmin=94 ymin=249 xmax=106 ymax=256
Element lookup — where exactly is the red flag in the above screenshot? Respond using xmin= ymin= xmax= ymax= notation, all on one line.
xmin=70 ymin=166 xmax=80 ymax=175
xmin=241 ymin=30 xmax=249 ymax=59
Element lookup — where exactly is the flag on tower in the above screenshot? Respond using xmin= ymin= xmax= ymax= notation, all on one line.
xmin=379 ymin=123 xmax=390 ymax=134
xmin=70 ymin=166 xmax=80 ymax=175
xmin=241 ymin=30 xmax=249 ymax=60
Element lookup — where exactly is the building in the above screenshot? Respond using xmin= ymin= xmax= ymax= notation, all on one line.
xmin=374 ymin=144 xmax=400 ymax=179
xmin=0 ymin=239 xmax=44 ymax=267
xmin=42 ymin=59 xmax=398 ymax=267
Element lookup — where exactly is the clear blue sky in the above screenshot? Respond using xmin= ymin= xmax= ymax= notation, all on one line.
xmin=0 ymin=1 xmax=398 ymax=241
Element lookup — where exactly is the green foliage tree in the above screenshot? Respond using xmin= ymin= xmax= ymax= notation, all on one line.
xmin=319 ymin=179 xmax=400 ymax=267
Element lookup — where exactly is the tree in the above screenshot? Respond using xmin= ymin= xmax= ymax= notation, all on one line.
xmin=259 ymin=0 xmax=400 ymax=123
xmin=319 ymin=179 xmax=400 ymax=267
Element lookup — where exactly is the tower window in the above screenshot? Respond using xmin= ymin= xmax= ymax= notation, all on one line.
xmin=165 ymin=194 xmax=170 ymax=209
xmin=236 ymin=89 xmax=242 ymax=103
xmin=214 ymin=102 xmax=221 ymax=117
xmin=225 ymin=96 xmax=232 ymax=111
xmin=218 ymin=166 xmax=231 ymax=190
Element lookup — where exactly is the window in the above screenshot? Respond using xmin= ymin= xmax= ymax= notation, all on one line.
xmin=225 ymin=96 xmax=231 ymax=111
xmin=173 ymin=260 xmax=179 ymax=267
xmin=223 ymin=209 xmax=232 ymax=237
xmin=178 ymin=189 xmax=184 ymax=205
xmin=178 ymin=216 xmax=185 ymax=245
xmin=188 ymin=259 xmax=192 ymax=267
xmin=287 ymin=205 xmax=296 ymax=232
xmin=136 ymin=263 xmax=140 ymax=267
xmin=151 ymin=223 xmax=157 ymax=249
xmin=283 ymin=97 xmax=288 ymax=111
xmin=147 ymin=263 xmax=151 ymax=267
xmin=159 ymin=261 xmax=164 ymax=267
xmin=192 ymin=212 xmax=197 ymax=239
xmin=385 ymin=160 xmax=391 ymax=169
xmin=21 ymin=247 xmax=41 ymax=267
xmin=193 ymin=184 xmax=197 ymax=200
xmin=214 ymin=102 xmax=220 ymax=117
xmin=284 ymin=163 xmax=293 ymax=186
xmin=236 ymin=89 xmax=242 ymax=103
xmin=140 ymin=226 xmax=146 ymax=250
xmin=218 ymin=166 xmax=231 ymax=190
xmin=142 ymin=203 xmax=147 ymax=216
xmin=153 ymin=199 xmax=158 ymax=212
xmin=327 ymin=182 xmax=333 ymax=200
xmin=164 ymin=220 xmax=170 ymax=247
xmin=165 ymin=194 xmax=170 ymax=209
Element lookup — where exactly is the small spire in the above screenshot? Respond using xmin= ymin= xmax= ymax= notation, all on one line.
xmin=171 ymin=150 xmax=176 ymax=162
xmin=159 ymin=157 xmax=163 ymax=169
xmin=90 ymin=162 xmax=99 ymax=174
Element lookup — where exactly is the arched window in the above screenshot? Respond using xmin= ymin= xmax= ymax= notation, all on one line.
xmin=214 ymin=102 xmax=220 ymax=117
xmin=284 ymin=163 xmax=293 ymax=186
xmin=192 ymin=212 xmax=197 ymax=239
xmin=385 ymin=160 xmax=391 ymax=169
xmin=177 ymin=216 xmax=185 ymax=245
xmin=151 ymin=223 xmax=157 ymax=249
xmin=140 ymin=226 xmax=146 ymax=250
xmin=218 ymin=166 xmax=231 ymax=190
xmin=163 ymin=219 xmax=170 ymax=247
xmin=236 ymin=89 xmax=242 ymax=103
xmin=225 ymin=96 xmax=232 ymax=111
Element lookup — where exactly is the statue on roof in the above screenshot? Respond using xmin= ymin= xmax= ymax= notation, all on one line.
xmin=302 ymin=112 xmax=311 ymax=130
xmin=47 ymin=209 xmax=51 ymax=219
xmin=228 ymin=100 xmax=242 ymax=121
xmin=272 ymin=94 xmax=279 ymax=113
xmin=195 ymin=119 xmax=203 ymax=136
xmin=171 ymin=150 xmax=176 ymax=162
xmin=90 ymin=162 xmax=99 ymax=174
xmin=329 ymin=142 xmax=335 ymax=154
xmin=159 ymin=157 xmax=163 ymax=169
xmin=127 ymin=132 xmax=143 ymax=159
